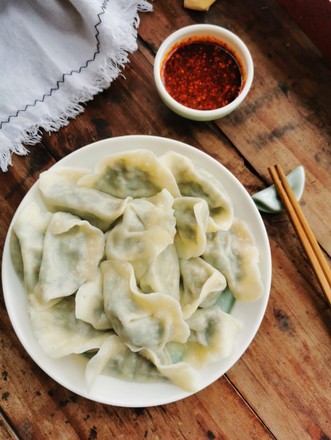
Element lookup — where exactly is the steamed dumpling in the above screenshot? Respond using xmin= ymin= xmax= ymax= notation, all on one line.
xmin=75 ymin=269 xmax=112 ymax=330
xmin=85 ymin=335 xmax=164 ymax=388
xmin=203 ymin=218 xmax=263 ymax=301
xmin=141 ymin=306 xmax=241 ymax=391
xmin=139 ymin=244 xmax=180 ymax=300
xmin=39 ymin=167 xmax=130 ymax=231
xmin=78 ymin=149 xmax=180 ymax=198
xmin=105 ymin=189 xmax=176 ymax=263
xmin=12 ymin=203 xmax=51 ymax=294
xmin=161 ymin=151 xmax=234 ymax=231
xmin=184 ymin=305 xmax=242 ymax=363
xmin=30 ymin=296 xmax=110 ymax=358
xmin=173 ymin=196 xmax=209 ymax=259
xmin=101 ymin=260 xmax=190 ymax=352
xmin=141 ymin=347 xmax=199 ymax=392
xmin=34 ymin=212 xmax=105 ymax=308
xmin=180 ymin=257 xmax=227 ymax=318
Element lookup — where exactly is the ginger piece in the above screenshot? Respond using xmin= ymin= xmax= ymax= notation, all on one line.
xmin=184 ymin=0 xmax=216 ymax=11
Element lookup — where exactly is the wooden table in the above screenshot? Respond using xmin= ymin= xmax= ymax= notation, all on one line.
xmin=1 ymin=1 xmax=330 ymax=439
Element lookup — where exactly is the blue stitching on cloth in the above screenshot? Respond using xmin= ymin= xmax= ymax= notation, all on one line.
xmin=0 ymin=0 xmax=109 ymax=128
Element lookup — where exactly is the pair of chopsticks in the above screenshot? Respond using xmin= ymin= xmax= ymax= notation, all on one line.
xmin=268 ymin=164 xmax=331 ymax=306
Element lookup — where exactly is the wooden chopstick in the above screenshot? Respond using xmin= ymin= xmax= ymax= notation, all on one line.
xmin=268 ymin=164 xmax=331 ymax=306
xmin=0 ymin=407 xmax=21 ymax=440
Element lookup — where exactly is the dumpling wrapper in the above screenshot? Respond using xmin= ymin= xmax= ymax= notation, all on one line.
xmin=203 ymin=218 xmax=263 ymax=301
xmin=106 ymin=189 xmax=176 ymax=263
xmin=78 ymin=149 xmax=180 ymax=198
xmin=75 ymin=269 xmax=112 ymax=330
xmin=161 ymin=151 xmax=233 ymax=231
xmin=85 ymin=335 xmax=164 ymax=389
xmin=30 ymin=296 xmax=110 ymax=359
xmin=141 ymin=306 xmax=241 ymax=391
xmin=184 ymin=306 xmax=242 ymax=363
xmin=101 ymin=260 xmax=190 ymax=352
xmin=173 ymin=196 xmax=209 ymax=259
xmin=139 ymin=244 xmax=180 ymax=300
xmin=141 ymin=347 xmax=199 ymax=392
xmin=39 ymin=166 xmax=130 ymax=231
xmin=12 ymin=203 xmax=51 ymax=294
xmin=33 ymin=212 xmax=105 ymax=308
xmin=180 ymin=257 xmax=226 ymax=319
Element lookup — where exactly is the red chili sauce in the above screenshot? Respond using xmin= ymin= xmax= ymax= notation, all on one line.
xmin=161 ymin=38 xmax=243 ymax=111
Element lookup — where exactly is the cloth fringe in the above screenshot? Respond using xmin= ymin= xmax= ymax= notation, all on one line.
xmin=0 ymin=0 xmax=152 ymax=172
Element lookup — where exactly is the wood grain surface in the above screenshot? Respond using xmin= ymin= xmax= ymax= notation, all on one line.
xmin=0 ymin=1 xmax=330 ymax=439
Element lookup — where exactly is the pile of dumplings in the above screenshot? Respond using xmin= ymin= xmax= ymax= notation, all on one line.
xmin=12 ymin=149 xmax=263 ymax=392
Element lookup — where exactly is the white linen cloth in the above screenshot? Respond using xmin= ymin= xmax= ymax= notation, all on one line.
xmin=0 ymin=0 xmax=151 ymax=171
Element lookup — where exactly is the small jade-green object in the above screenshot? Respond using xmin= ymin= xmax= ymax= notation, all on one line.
xmin=252 ymin=166 xmax=305 ymax=213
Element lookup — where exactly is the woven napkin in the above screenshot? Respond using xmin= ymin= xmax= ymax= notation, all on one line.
xmin=0 ymin=0 xmax=151 ymax=172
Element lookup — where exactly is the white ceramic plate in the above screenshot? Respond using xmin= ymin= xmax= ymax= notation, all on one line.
xmin=2 ymin=135 xmax=272 ymax=407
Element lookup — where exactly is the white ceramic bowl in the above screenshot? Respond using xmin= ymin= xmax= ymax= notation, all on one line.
xmin=154 ymin=24 xmax=254 ymax=121
xmin=2 ymin=135 xmax=271 ymax=407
